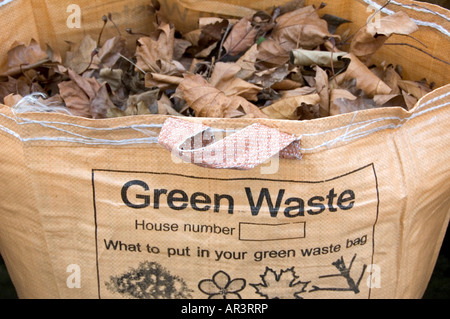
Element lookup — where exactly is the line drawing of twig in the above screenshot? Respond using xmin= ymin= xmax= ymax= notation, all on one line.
xmin=309 ymin=254 xmax=367 ymax=294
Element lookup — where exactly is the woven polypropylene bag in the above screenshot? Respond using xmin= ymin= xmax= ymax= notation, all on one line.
xmin=0 ymin=0 xmax=448 ymax=299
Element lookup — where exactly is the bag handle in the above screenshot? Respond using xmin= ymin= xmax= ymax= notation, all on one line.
xmin=158 ymin=117 xmax=301 ymax=170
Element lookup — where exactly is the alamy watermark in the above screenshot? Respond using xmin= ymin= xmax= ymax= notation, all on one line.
xmin=66 ymin=264 xmax=81 ymax=288
xmin=66 ymin=4 xmax=81 ymax=29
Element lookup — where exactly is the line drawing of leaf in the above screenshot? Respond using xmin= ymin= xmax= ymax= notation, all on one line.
xmin=250 ymin=267 xmax=310 ymax=299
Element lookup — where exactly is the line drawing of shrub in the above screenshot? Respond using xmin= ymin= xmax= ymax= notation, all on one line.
xmin=106 ymin=261 xmax=193 ymax=299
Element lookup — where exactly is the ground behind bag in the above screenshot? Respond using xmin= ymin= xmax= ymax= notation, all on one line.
xmin=0 ymin=0 xmax=449 ymax=299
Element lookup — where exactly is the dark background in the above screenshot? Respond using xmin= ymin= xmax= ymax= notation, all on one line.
xmin=0 ymin=0 xmax=449 ymax=299
xmin=406 ymin=0 xmax=450 ymax=284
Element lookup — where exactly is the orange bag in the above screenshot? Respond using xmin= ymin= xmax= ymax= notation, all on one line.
xmin=0 ymin=0 xmax=448 ymax=299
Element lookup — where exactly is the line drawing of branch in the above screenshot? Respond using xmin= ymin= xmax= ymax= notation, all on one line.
xmin=309 ymin=254 xmax=367 ymax=294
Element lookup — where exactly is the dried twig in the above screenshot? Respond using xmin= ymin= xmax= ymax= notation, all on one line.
xmin=341 ymin=0 xmax=392 ymax=45
xmin=98 ymin=15 xmax=108 ymax=47
xmin=119 ymin=53 xmax=147 ymax=74
xmin=125 ymin=28 xmax=150 ymax=37
xmin=1 ymin=59 xmax=51 ymax=78
xmin=385 ymin=42 xmax=450 ymax=65
xmin=217 ymin=22 xmax=233 ymax=61
xmin=108 ymin=13 xmax=122 ymax=37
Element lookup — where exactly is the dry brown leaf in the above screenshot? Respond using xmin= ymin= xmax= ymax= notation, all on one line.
xmin=98 ymin=68 xmax=123 ymax=91
xmin=401 ymin=90 xmax=418 ymax=110
xmin=174 ymin=38 xmax=192 ymax=61
xmin=314 ymin=65 xmax=329 ymax=117
xmin=7 ymin=39 xmax=49 ymax=70
xmin=290 ymin=48 xmax=347 ymax=68
xmin=322 ymin=14 xmax=351 ymax=34
xmin=195 ymin=42 xmax=218 ymax=58
xmin=90 ymin=83 xmax=115 ymax=119
xmin=270 ymin=79 xmax=303 ymax=91
xmin=398 ymin=80 xmax=432 ymax=100
xmin=64 ymin=35 xmax=98 ymax=74
xmin=208 ymin=62 xmax=261 ymax=101
xmin=1 ymin=40 xmax=61 ymax=78
xmin=248 ymin=64 xmax=290 ymax=89
xmin=329 ymin=88 xmax=357 ymax=116
xmin=199 ymin=17 xmax=227 ymax=28
xmin=280 ymin=86 xmax=317 ymax=98
xmin=145 ymin=73 xmax=183 ymax=90
xmin=3 ymin=94 xmax=23 ymax=107
xmin=331 ymin=96 xmax=377 ymax=115
xmin=383 ymin=64 xmax=402 ymax=95
xmin=278 ymin=0 xmax=305 ymax=15
xmin=223 ymin=17 xmax=258 ymax=56
xmin=107 ymin=101 xmax=151 ymax=117
xmin=198 ymin=19 xmax=228 ymax=48
xmin=373 ymin=94 xmax=405 ymax=108
xmin=0 ymin=3 xmax=432 ymax=124
xmin=158 ymin=93 xmax=183 ymax=116
xmin=68 ymin=68 xmax=101 ymax=100
xmin=183 ymin=29 xmax=202 ymax=47
xmin=257 ymin=6 xmax=333 ymax=67
xmin=184 ymin=19 xmax=228 ymax=58
xmin=127 ymin=89 xmax=159 ymax=114
xmin=58 ymin=80 xmax=91 ymax=118
xmin=337 ymin=53 xmax=392 ymax=97
xmin=0 ymin=76 xmax=30 ymax=103
xmin=235 ymin=43 xmax=259 ymax=80
xmin=178 ymin=73 xmax=267 ymax=118
xmin=272 ymin=6 xmax=333 ymax=50
xmin=135 ymin=20 xmax=175 ymax=73
xmin=95 ymin=36 xmax=127 ymax=68
xmin=261 ymin=93 xmax=320 ymax=120
xmin=350 ymin=12 xmax=418 ymax=61
xmin=367 ymin=11 xmax=418 ymax=38
xmin=107 ymin=89 xmax=159 ymax=118
xmin=257 ymin=39 xmax=291 ymax=66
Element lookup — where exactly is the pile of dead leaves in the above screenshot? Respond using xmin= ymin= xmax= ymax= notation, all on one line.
xmin=0 ymin=0 xmax=438 ymax=120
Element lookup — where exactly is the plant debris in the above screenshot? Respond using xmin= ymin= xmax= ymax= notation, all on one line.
xmin=0 ymin=0 xmax=441 ymax=120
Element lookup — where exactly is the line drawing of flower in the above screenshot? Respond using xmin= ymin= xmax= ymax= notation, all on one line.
xmin=198 ymin=270 xmax=246 ymax=299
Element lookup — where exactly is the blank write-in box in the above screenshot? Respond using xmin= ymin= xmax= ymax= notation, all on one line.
xmin=239 ymin=222 xmax=306 ymax=241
